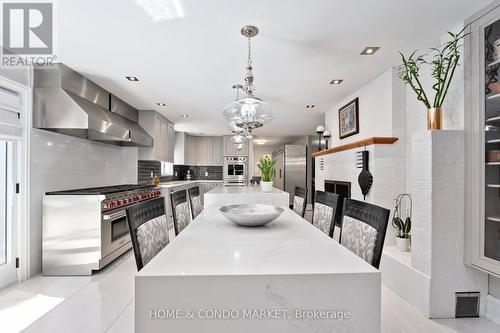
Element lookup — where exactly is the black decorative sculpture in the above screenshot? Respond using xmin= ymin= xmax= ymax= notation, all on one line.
xmin=357 ymin=150 xmax=373 ymax=200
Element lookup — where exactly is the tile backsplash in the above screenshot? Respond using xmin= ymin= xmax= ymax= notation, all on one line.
xmin=138 ymin=160 xmax=222 ymax=182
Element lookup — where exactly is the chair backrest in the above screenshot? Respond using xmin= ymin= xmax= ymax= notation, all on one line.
xmin=292 ymin=186 xmax=308 ymax=218
xmin=312 ymin=190 xmax=339 ymax=238
xmin=188 ymin=186 xmax=203 ymax=219
xmin=171 ymin=190 xmax=191 ymax=235
xmin=340 ymin=198 xmax=390 ymax=269
xmin=126 ymin=197 xmax=168 ymax=271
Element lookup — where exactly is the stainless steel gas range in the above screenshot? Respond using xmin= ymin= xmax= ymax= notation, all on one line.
xmin=42 ymin=184 xmax=161 ymax=275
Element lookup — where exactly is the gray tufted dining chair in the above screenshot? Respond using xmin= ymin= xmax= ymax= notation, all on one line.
xmin=292 ymin=186 xmax=308 ymax=218
xmin=188 ymin=186 xmax=203 ymax=219
xmin=339 ymin=198 xmax=390 ymax=269
xmin=126 ymin=197 xmax=169 ymax=271
xmin=312 ymin=190 xmax=340 ymax=238
xmin=171 ymin=190 xmax=191 ymax=235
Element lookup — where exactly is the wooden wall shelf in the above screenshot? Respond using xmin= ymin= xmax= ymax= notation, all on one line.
xmin=312 ymin=137 xmax=399 ymax=157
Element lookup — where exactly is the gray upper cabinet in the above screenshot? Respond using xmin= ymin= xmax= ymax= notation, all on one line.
xmin=196 ymin=137 xmax=211 ymax=165
xmin=211 ymin=137 xmax=223 ymax=165
xmin=178 ymin=134 xmax=223 ymax=166
xmin=166 ymin=123 xmax=175 ymax=162
xmin=223 ymin=135 xmax=248 ymax=156
xmin=138 ymin=110 xmax=175 ymax=162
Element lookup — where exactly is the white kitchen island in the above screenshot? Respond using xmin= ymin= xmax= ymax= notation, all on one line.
xmin=204 ymin=185 xmax=290 ymax=208
xmin=135 ymin=205 xmax=381 ymax=332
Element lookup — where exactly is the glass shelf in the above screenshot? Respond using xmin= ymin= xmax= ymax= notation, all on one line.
xmin=487 ymin=92 xmax=500 ymax=100
xmin=486 ymin=115 xmax=500 ymax=122
xmin=487 ymin=139 xmax=500 ymax=143
xmin=487 ymin=58 xmax=500 ymax=67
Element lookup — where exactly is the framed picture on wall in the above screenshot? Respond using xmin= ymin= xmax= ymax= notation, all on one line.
xmin=338 ymin=97 xmax=359 ymax=139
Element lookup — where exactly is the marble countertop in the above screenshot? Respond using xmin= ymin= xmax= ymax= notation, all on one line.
xmin=158 ymin=180 xmax=222 ymax=189
xmin=137 ymin=207 xmax=377 ymax=277
xmin=205 ymin=185 xmax=284 ymax=194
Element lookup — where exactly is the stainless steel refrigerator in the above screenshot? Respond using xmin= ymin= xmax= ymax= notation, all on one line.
xmin=272 ymin=145 xmax=307 ymax=206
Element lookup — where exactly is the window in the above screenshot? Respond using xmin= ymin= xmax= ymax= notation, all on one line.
xmin=161 ymin=161 xmax=173 ymax=176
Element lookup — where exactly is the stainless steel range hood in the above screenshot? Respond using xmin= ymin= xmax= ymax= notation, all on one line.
xmin=109 ymin=95 xmax=153 ymax=147
xmin=34 ymin=63 xmax=153 ymax=147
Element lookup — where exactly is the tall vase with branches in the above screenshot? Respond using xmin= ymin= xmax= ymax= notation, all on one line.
xmin=398 ymin=26 xmax=468 ymax=129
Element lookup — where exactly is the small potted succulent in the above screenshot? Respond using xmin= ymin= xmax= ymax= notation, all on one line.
xmin=392 ymin=194 xmax=412 ymax=252
xmin=257 ymin=154 xmax=275 ymax=192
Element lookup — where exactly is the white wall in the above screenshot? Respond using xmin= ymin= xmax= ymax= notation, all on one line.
xmin=491 ymin=276 xmax=500 ymax=299
xmin=29 ymin=129 xmax=138 ymax=276
xmin=325 ymin=68 xmax=402 ymax=147
xmin=320 ymin=67 xmax=407 ymax=244
xmin=252 ymin=144 xmax=277 ymax=177
xmin=0 ymin=68 xmax=30 ymax=87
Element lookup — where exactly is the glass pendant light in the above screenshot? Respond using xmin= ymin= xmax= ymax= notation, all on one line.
xmin=222 ymin=25 xmax=275 ymax=130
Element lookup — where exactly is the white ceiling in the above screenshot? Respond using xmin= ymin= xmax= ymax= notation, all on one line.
xmin=57 ymin=0 xmax=492 ymax=141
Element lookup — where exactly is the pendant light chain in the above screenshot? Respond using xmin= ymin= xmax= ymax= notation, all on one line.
xmin=247 ymin=36 xmax=252 ymax=69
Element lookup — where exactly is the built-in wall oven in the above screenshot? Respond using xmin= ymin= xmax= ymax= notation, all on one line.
xmin=224 ymin=156 xmax=247 ymax=186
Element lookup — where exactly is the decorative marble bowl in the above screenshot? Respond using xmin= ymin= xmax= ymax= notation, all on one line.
xmin=219 ymin=204 xmax=284 ymax=227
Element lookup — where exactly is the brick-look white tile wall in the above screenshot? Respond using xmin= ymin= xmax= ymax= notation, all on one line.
xmin=315 ymin=141 xmax=406 ymax=245
xmin=409 ymin=130 xmax=488 ymax=318
xmin=409 ymin=132 xmax=433 ymax=276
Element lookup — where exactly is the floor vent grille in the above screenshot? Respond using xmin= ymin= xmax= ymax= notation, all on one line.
xmin=455 ymin=292 xmax=480 ymax=318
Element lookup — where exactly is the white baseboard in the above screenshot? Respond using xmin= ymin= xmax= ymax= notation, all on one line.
xmin=486 ymin=295 xmax=500 ymax=326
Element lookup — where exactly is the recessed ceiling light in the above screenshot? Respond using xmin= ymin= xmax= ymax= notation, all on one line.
xmin=180 ymin=114 xmax=189 ymax=118
xmin=330 ymin=79 xmax=343 ymax=85
xmin=254 ymin=139 xmax=268 ymax=145
xmin=306 ymin=104 xmax=315 ymax=109
xmin=199 ymin=132 xmax=205 ymax=135
xmin=360 ymin=47 xmax=380 ymax=55
xmin=156 ymin=102 xmax=167 ymax=106
xmin=126 ymin=76 xmax=139 ymax=81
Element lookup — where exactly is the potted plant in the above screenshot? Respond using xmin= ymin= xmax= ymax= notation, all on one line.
xmin=257 ymin=154 xmax=275 ymax=192
xmin=392 ymin=194 xmax=412 ymax=252
xmin=398 ymin=26 xmax=468 ymax=129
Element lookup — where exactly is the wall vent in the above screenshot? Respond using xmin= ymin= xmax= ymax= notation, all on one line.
xmin=455 ymin=292 xmax=480 ymax=318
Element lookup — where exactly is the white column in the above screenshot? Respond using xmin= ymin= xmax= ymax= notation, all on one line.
xmin=409 ymin=130 xmax=488 ymax=318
